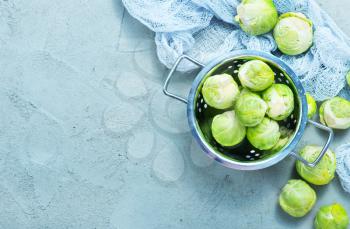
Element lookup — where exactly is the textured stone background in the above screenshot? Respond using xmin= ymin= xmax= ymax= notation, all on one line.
xmin=0 ymin=0 xmax=349 ymax=228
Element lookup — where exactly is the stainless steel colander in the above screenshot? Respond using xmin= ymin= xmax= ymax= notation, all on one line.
xmin=163 ymin=50 xmax=333 ymax=170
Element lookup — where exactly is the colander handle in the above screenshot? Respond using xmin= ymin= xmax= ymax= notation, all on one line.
xmin=163 ymin=55 xmax=205 ymax=104
xmin=290 ymin=120 xmax=334 ymax=167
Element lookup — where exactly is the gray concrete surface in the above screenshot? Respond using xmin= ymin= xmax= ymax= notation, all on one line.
xmin=0 ymin=0 xmax=349 ymax=228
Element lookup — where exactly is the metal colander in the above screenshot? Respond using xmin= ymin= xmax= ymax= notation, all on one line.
xmin=163 ymin=50 xmax=333 ymax=170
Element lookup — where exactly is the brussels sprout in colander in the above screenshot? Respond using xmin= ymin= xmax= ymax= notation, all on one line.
xmin=202 ymin=74 xmax=240 ymax=109
xmin=238 ymin=60 xmax=275 ymax=92
xmin=247 ymin=117 xmax=280 ymax=150
xmin=306 ymin=93 xmax=317 ymax=119
xmin=211 ymin=110 xmax=246 ymax=147
xmin=262 ymin=84 xmax=295 ymax=121
xmin=319 ymin=97 xmax=350 ymax=129
xmin=235 ymin=0 xmax=278 ymax=36
xmin=235 ymin=89 xmax=267 ymax=127
xmin=270 ymin=127 xmax=293 ymax=153
xmin=279 ymin=179 xmax=316 ymax=217
xmin=296 ymin=145 xmax=336 ymax=185
xmin=273 ymin=12 xmax=313 ymax=56
xmin=314 ymin=203 xmax=349 ymax=229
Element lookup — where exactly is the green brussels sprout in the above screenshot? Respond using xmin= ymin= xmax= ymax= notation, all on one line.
xmin=262 ymin=84 xmax=295 ymax=121
xmin=270 ymin=127 xmax=293 ymax=153
xmin=296 ymin=145 xmax=336 ymax=185
xmin=279 ymin=179 xmax=316 ymax=217
xmin=319 ymin=97 xmax=350 ymax=129
xmin=347 ymin=71 xmax=350 ymax=87
xmin=235 ymin=0 xmax=278 ymax=36
xmin=273 ymin=12 xmax=313 ymax=55
xmin=247 ymin=117 xmax=280 ymax=150
xmin=270 ymin=136 xmax=289 ymax=153
xmin=306 ymin=93 xmax=317 ymax=119
xmin=238 ymin=60 xmax=275 ymax=92
xmin=279 ymin=126 xmax=294 ymax=138
xmin=235 ymin=89 xmax=267 ymax=127
xmin=211 ymin=110 xmax=246 ymax=147
xmin=315 ymin=203 xmax=349 ymax=229
xmin=202 ymin=74 xmax=240 ymax=109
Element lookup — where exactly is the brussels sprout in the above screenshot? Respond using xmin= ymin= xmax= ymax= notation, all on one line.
xmin=211 ymin=110 xmax=246 ymax=147
xmin=280 ymin=126 xmax=294 ymax=138
xmin=238 ymin=60 xmax=275 ymax=91
xmin=270 ymin=136 xmax=289 ymax=153
xmin=262 ymin=84 xmax=295 ymax=121
xmin=319 ymin=97 xmax=350 ymax=129
xmin=235 ymin=89 xmax=267 ymax=127
xmin=296 ymin=145 xmax=336 ymax=185
xmin=270 ymin=126 xmax=293 ymax=153
xmin=279 ymin=179 xmax=316 ymax=217
xmin=247 ymin=117 xmax=280 ymax=150
xmin=273 ymin=12 xmax=313 ymax=55
xmin=235 ymin=0 xmax=278 ymax=36
xmin=202 ymin=74 xmax=240 ymax=109
xmin=346 ymin=71 xmax=350 ymax=87
xmin=315 ymin=203 xmax=349 ymax=229
xmin=306 ymin=93 xmax=317 ymax=119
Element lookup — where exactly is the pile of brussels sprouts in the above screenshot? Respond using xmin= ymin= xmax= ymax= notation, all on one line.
xmin=279 ymin=145 xmax=349 ymax=229
xmin=202 ymin=59 xmax=295 ymax=150
xmin=235 ymin=0 xmax=313 ymax=56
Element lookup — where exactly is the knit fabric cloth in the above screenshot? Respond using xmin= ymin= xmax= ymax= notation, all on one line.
xmin=336 ymin=143 xmax=350 ymax=193
xmin=122 ymin=0 xmax=350 ymax=101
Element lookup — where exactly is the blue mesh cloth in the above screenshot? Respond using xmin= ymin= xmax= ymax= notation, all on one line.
xmin=122 ymin=0 xmax=350 ymax=101
xmin=336 ymin=143 xmax=350 ymax=193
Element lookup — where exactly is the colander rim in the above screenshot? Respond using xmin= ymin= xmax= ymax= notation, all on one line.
xmin=187 ymin=50 xmax=308 ymax=170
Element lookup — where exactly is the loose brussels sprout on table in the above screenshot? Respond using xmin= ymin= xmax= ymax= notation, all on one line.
xmin=347 ymin=71 xmax=350 ymax=87
xmin=314 ymin=203 xmax=349 ymax=229
xmin=211 ymin=110 xmax=246 ymax=147
xmin=306 ymin=93 xmax=317 ymax=119
xmin=235 ymin=0 xmax=278 ymax=36
xmin=262 ymin=84 xmax=294 ymax=121
xmin=247 ymin=117 xmax=280 ymax=150
xmin=279 ymin=179 xmax=316 ymax=217
xmin=238 ymin=60 xmax=275 ymax=91
xmin=235 ymin=89 xmax=267 ymax=127
xmin=296 ymin=145 xmax=336 ymax=185
xmin=319 ymin=97 xmax=350 ymax=129
xmin=202 ymin=74 xmax=240 ymax=109
xmin=273 ymin=12 xmax=313 ymax=55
